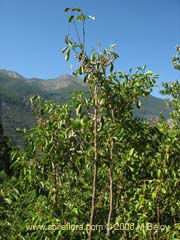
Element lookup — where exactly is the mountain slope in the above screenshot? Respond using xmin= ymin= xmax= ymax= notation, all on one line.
xmin=0 ymin=70 xmax=87 ymax=143
xmin=135 ymin=95 xmax=170 ymax=120
xmin=0 ymin=69 xmax=170 ymax=144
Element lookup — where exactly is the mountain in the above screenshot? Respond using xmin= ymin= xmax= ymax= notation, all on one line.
xmin=0 ymin=69 xmax=170 ymax=144
xmin=0 ymin=70 xmax=87 ymax=144
xmin=0 ymin=69 xmax=25 ymax=79
xmin=135 ymin=95 xmax=170 ymax=121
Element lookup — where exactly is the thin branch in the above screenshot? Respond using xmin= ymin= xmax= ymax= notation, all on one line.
xmin=73 ymin=21 xmax=82 ymax=46
xmin=107 ymin=139 xmax=113 ymax=236
xmin=88 ymin=84 xmax=98 ymax=240
xmin=82 ymin=20 xmax=85 ymax=52
xmin=156 ymin=180 xmax=161 ymax=240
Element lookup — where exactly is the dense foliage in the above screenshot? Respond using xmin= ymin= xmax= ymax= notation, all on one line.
xmin=0 ymin=9 xmax=179 ymax=240
xmin=0 ymin=123 xmax=11 ymax=177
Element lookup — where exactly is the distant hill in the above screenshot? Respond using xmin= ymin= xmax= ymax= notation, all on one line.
xmin=0 ymin=69 xmax=170 ymax=144
xmin=0 ymin=70 xmax=87 ymax=144
xmin=135 ymin=95 xmax=170 ymax=121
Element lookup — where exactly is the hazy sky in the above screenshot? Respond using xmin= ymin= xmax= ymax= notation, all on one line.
xmin=0 ymin=0 xmax=179 ymax=97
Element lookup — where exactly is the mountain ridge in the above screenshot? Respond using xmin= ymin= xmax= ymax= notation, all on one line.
xmin=0 ymin=69 xmax=25 ymax=79
xmin=0 ymin=70 xmax=87 ymax=143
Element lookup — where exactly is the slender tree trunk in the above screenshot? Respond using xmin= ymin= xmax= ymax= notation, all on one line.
xmin=107 ymin=139 xmax=113 ymax=236
xmin=156 ymin=180 xmax=161 ymax=240
xmin=88 ymin=85 xmax=98 ymax=240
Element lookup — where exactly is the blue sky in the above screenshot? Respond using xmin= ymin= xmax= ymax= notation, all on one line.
xmin=0 ymin=0 xmax=179 ymax=97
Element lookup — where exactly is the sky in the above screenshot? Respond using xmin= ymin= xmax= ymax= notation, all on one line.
xmin=0 ymin=0 xmax=179 ymax=97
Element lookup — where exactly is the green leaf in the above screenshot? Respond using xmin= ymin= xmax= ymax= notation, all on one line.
xmin=157 ymin=169 xmax=161 ymax=178
xmin=72 ymin=207 xmax=79 ymax=214
xmin=129 ymin=148 xmax=135 ymax=157
xmin=145 ymin=70 xmax=153 ymax=75
xmin=136 ymin=100 xmax=141 ymax=108
xmin=129 ymin=166 xmax=134 ymax=172
xmin=5 ymin=198 xmax=12 ymax=204
xmin=76 ymin=104 xmax=82 ymax=116
xmin=152 ymin=191 xmax=157 ymax=200
xmin=65 ymin=49 xmax=70 ymax=61
xmin=62 ymin=46 xmax=68 ymax=53
xmin=142 ymin=64 xmax=147 ymax=71
xmin=144 ymin=88 xmax=151 ymax=94
xmin=77 ymin=14 xmax=86 ymax=21
xmin=170 ymin=206 xmax=175 ymax=215
xmin=153 ymin=74 xmax=160 ymax=79
xmin=88 ymin=15 xmax=95 ymax=20
xmin=40 ymin=181 xmax=44 ymax=189
xmin=110 ymin=63 xmax=114 ymax=73
xmin=110 ymin=44 xmax=117 ymax=49
xmin=110 ymin=51 xmax=119 ymax=59
xmin=72 ymin=8 xmax=81 ymax=12
xmin=64 ymin=8 xmax=70 ymax=12
xmin=91 ymin=53 xmax=96 ymax=62
xmin=68 ymin=15 xmax=74 ymax=23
